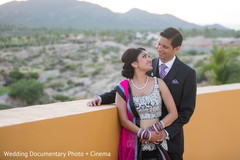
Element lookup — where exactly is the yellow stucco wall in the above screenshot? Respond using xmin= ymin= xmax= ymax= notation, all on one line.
xmin=0 ymin=87 xmax=240 ymax=160
xmin=184 ymin=89 xmax=240 ymax=160
xmin=0 ymin=106 xmax=121 ymax=160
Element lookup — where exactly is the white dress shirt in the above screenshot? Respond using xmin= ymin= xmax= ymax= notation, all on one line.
xmin=159 ymin=55 xmax=176 ymax=76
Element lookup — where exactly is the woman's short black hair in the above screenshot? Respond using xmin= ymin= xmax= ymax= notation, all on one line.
xmin=121 ymin=48 xmax=146 ymax=79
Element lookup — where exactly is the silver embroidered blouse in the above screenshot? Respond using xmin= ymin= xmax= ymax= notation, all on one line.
xmin=133 ymin=77 xmax=162 ymax=120
xmin=133 ymin=77 xmax=168 ymax=151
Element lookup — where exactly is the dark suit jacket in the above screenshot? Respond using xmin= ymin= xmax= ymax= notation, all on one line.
xmin=100 ymin=57 xmax=197 ymax=154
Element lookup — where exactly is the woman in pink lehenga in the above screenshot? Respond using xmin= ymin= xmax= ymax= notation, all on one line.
xmin=115 ymin=48 xmax=178 ymax=160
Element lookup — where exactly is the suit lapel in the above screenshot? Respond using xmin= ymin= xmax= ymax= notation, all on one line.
xmin=152 ymin=58 xmax=160 ymax=77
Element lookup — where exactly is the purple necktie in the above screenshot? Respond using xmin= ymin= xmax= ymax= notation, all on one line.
xmin=159 ymin=63 xmax=167 ymax=79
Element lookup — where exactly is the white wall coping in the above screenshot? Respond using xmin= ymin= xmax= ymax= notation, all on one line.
xmin=1 ymin=83 xmax=240 ymax=128
xmin=0 ymin=99 xmax=115 ymax=128
xmin=197 ymin=83 xmax=240 ymax=94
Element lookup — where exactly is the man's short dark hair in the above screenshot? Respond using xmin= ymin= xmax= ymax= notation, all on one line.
xmin=160 ymin=27 xmax=183 ymax=48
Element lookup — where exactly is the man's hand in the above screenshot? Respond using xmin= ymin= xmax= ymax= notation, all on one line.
xmin=87 ymin=97 xmax=102 ymax=106
xmin=139 ymin=131 xmax=163 ymax=145
xmin=159 ymin=130 xmax=167 ymax=141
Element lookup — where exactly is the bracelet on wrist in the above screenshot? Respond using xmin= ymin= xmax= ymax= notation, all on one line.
xmin=137 ymin=128 xmax=151 ymax=140
xmin=149 ymin=120 xmax=165 ymax=131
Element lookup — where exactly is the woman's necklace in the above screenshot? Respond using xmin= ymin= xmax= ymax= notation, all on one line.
xmin=131 ymin=76 xmax=149 ymax=90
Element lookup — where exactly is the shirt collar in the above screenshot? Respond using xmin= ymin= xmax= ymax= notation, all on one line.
xmin=159 ymin=56 xmax=176 ymax=69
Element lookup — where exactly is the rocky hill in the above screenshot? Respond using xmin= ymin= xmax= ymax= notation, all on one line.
xmin=0 ymin=0 xmax=228 ymax=30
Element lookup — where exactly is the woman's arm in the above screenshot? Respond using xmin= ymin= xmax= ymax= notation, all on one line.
xmin=158 ymin=78 xmax=178 ymax=127
xmin=116 ymin=92 xmax=139 ymax=134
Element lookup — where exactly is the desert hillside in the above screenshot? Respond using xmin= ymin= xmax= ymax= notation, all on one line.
xmin=1 ymin=31 xmax=240 ymax=106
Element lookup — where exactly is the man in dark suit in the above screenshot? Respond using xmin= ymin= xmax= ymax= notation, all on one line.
xmin=87 ymin=27 xmax=196 ymax=160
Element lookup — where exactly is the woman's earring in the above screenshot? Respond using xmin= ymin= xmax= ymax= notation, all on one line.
xmin=135 ymin=66 xmax=138 ymax=68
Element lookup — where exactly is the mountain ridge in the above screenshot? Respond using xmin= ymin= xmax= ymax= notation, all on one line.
xmin=0 ymin=0 xmax=228 ymax=30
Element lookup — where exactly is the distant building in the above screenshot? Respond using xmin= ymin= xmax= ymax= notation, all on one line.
xmin=136 ymin=32 xmax=158 ymax=40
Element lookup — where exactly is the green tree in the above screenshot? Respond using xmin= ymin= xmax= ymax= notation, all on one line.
xmin=9 ymin=79 xmax=44 ymax=105
xmin=200 ymin=46 xmax=240 ymax=84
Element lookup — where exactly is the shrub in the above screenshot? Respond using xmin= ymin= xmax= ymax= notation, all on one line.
xmin=186 ymin=49 xmax=198 ymax=55
xmin=10 ymin=47 xmax=22 ymax=52
xmin=28 ymin=72 xmax=39 ymax=79
xmin=0 ymin=104 xmax=12 ymax=110
xmin=53 ymin=94 xmax=71 ymax=102
xmin=91 ymin=67 xmax=103 ymax=76
xmin=46 ymin=82 xmax=64 ymax=90
xmin=60 ymin=65 xmax=78 ymax=72
xmin=39 ymin=47 xmax=46 ymax=54
xmin=8 ymin=70 xmax=24 ymax=81
xmin=67 ymin=80 xmax=74 ymax=85
xmin=92 ymin=55 xmax=98 ymax=63
xmin=48 ymin=46 xmax=55 ymax=50
xmin=65 ymin=81 xmax=84 ymax=90
xmin=0 ymin=87 xmax=9 ymax=96
xmin=9 ymin=79 xmax=44 ymax=105
xmin=78 ymin=71 xmax=87 ymax=78
xmin=101 ymin=46 xmax=120 ymax=55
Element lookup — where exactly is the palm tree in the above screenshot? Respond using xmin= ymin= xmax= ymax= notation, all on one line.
xmin=200 ymin=46 xmax=240 ymax=85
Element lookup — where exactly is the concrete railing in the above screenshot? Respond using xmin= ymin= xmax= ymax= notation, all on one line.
xmin=0 ymin=83 xmax=240 ymax=160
